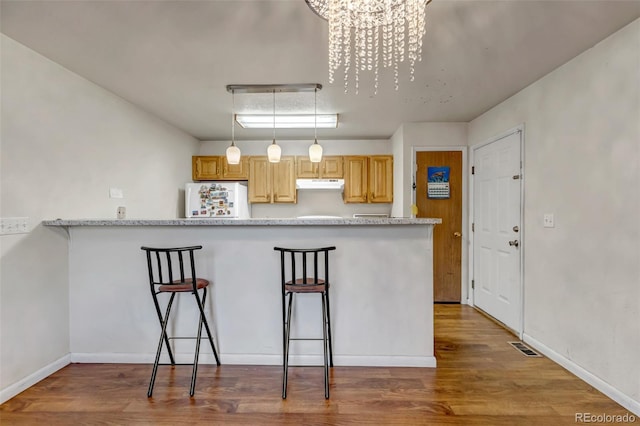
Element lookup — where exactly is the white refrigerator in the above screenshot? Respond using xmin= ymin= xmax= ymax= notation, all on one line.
xmin=185 ymin=182 xmax=250 ymax=218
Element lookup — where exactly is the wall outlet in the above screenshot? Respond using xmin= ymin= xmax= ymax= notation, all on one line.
xmin=117 ymin=206 xmax=126 ymax=219
xmin=0 ymin=217 xmax=29 ymax=235
xmin=543 ymin=213 xmax=555 ymax=228
xmin=109 ymin=187 xmax=124 ymax=199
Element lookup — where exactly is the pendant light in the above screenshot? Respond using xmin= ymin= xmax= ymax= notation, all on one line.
xmin=308 ymin=88 xmax=323 ymax=163
xmin=225 ymin=89 xmax=241 ymax=165
xmin=267 ymin=89 xmax=281 ymax=163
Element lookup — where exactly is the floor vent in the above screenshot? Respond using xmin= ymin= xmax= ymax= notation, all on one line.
xmin=509 ymin=341 xmax=542 ymax=357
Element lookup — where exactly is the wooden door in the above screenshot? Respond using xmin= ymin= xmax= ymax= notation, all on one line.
xmin=369 ymin=155 xmax=393 ymax=203
xmin=416 ymin=151 xmax=462 ymax=302
xmin=473 ymin=131 xmax=522 ymax=332
xmin=222 ymin=156 xmax=249 ymax=180
xmin=272 ymin=156 xmax=297 ymax=203
xmin=248 ymin=156 xmax=271 ymax=203
xmin=320 ymin=156 xmax=344 ymax=178
xmin=343 ymin=156 xmax=368 ymax=203
xmin=192 ymin=156 xmax=221 ymax=181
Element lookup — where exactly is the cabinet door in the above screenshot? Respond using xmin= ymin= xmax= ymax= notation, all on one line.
xmin=272 ymin=156 xmax=297 ymax=203
xmin=369 ymin=155 xmax=393 ymax=203
xmin=343 ymin=156 xmax=369 ymax=203
xmin=192 ymin=156 xmax=221 ymax=181
xmin=248 ymin=156 xmax=271 ymax=203
xmin=320 ymin=156 xmax=344 ymax=178
xmin=296 ymin=157 xmax=319 ymax=178
xmin=222 ymin=156 xmax=249 ymax=180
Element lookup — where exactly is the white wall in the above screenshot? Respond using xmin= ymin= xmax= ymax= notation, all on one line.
xmin=0 ymin=35 xmax=199 ymax=402
xmin=468 ymin=19 xmax=640 ymax=408
xmin=199 ymin=139 xmax=394 ymax=218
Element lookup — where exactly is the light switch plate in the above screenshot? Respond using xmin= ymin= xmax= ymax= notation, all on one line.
xmin=0 ymin=217 xmax=29 ymax=235
xmin=543 ymin=213 xmax=555 ymax=228
xmin=109 ymin=187 xmax=124 ymax=199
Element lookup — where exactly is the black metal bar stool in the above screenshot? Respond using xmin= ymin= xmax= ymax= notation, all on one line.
xmin=141 ymin=245 xmax=221 ymax=397
xmin=274 ymin=246 xmax=336 ymax=399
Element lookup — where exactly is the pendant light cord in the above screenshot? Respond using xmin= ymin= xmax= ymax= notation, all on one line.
xmin=231 ymin=89 xmax=235 ymax=146
xmin=314 ymin=88 xmax=317 ymax=142
xmin=273 ymin=89 xmax=276 ymax=141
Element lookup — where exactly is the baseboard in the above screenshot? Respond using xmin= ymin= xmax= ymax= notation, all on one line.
xmin=1 ymin=354 xmax=71 ymax=404
xmin=523 ymin=333 xmax=640 ymax=416
xmin=71 ymin=352 xmax=437 ymax=368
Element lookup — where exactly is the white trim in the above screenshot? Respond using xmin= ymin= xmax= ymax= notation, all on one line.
xmin=469 ymin=125 xmax=525 ymax=337
xmin=523 ymin=334 xmax=640 ymax=416
xmin=70 ymin=352 xmax=436 ymax=368
xmin=411 ymin=145 xmax=468 ymax=304
xmin=0 ymin=354 xmax=71 ymax=404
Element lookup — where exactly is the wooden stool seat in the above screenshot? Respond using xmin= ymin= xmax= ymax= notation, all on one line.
xmin=285 ymin=278 xmax=326 ymax=293
xmin=158 ymin=278 xmax=209 ymax=292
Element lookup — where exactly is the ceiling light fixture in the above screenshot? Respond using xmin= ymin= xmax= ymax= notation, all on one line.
xmin=225 ymin=89 xmax=241 ymax=165
xmin=305 ymin=0 xmax=431 ymax=95
xmin=308 ymin=88 xmax=323 ymax=163
xmin=267 ymin=90 xmax=281 ymax=163
xmin=235 ymin=114 xmax=337 ymax=129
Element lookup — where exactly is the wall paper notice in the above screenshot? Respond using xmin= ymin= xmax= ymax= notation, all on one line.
xmin=427 ymin=166 xmax=450 ymax=199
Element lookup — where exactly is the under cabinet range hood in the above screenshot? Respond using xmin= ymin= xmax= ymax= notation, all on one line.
xmin=296 ymin=178 xmax=344 ymax=190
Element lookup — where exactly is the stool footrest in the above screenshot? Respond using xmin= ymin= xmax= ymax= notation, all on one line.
xmin=289 ymin=338 xmax=324 ymax=341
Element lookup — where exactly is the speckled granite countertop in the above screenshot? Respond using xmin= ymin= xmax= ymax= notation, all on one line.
xmin=42 ymin=217 xmax=441 ymax=227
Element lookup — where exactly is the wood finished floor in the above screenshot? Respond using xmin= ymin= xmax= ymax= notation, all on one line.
xmin=1 ymin=305 xmax=634 ymax=425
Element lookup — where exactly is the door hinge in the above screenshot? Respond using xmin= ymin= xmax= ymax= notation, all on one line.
xmin=471 ymin=166 xmax=475 ymax=175
xmin=472 ymin=223 xmax=475 ymax=232
xmin=472 ymin=279 xmax=475 ymax=289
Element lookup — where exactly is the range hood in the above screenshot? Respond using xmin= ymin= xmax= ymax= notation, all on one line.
xmin=296 ymin=178 xmax=344 ymax=190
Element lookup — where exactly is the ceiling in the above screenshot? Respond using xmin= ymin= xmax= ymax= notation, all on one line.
xmin=1 ymin=0 xmax=639 ymax=141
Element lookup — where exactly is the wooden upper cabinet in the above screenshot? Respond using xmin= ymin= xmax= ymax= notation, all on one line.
xmin=343 ymin=156 xmax=369 ymax=203
xmin=248 ymin=156 xmax=296 ymax=204
xmin=193 ymin=156 xmax=249 ymax=181
xmin=221 ymin=156 xmax=249 ymax=180
xmin=343 ymin=155 xmax=393 ymax=203
xmin=192 ymin=156 xmax=221 ymax=181
xmin=248 ymin=156 xmax=271 ymax=203
xmin=272 ymin=157 xmax=297 ymax=203
xmin=296 ymin=156 xmax=343 ymax=179
xmin=369 ymin=155 xmax=393 ymax=203
xmin=296 ymin=157 xmax=319 ymax=178
xmin=320 ymin=156 xmax=343 ymax=178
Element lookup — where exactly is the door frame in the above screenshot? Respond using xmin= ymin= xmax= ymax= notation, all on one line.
xmin=469 ymin=124 xmax=525 ymax=338
xmin=412 ymin=146 xmax=469 ymax=304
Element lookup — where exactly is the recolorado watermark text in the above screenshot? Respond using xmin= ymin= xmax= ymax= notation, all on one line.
xmin=575 ymin=412 xmax=637 ymax=423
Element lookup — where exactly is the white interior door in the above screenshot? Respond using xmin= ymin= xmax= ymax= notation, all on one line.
xmin=473 ymin=130 xmax=522 ymax=333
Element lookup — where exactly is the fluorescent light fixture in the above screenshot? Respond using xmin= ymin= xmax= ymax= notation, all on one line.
xmin=235 ymin=114 xmax=338 ymax=129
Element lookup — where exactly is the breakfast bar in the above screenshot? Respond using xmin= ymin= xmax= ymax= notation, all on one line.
xmin=44 ymin=218 xmax=440 ymax=368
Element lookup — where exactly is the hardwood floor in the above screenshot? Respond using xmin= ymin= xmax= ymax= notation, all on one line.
xmin=1 ymin=305 xmax=634 ymax=425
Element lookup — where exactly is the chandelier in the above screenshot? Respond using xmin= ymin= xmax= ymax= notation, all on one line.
xmin=305 ymin=0 xmax=431 ymax=95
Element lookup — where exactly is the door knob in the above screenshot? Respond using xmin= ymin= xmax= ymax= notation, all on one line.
xmin=509 ymin=239 xmax=519 ymax=248
xmin=453 ymin=232 xmax=462 ymax=238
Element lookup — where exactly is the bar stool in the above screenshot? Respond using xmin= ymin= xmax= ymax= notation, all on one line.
xmin=274 ymin=246 xmax=336 ymax=399
xmin=141 ymin=245 xmax=220 ymax=397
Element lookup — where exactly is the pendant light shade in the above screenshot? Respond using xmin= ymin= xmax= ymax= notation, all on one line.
xmin=308 ymin=88 xmax=323 ymax=163
xmin=226 ymin=90 xmax=241 ymax=165
xmin=268 ymin=90 xmax=281 ymax=163
xmin=226 ymin=143 xmax=241 ymax=165
xmin=309 ymin=140 xmax=323 ymax=163
xmin=267 ymin=140 xmax=282 ymax=163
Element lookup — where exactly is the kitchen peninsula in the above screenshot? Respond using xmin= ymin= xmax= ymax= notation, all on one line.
xmin=44 ymin=217 xmax=440 ymax=367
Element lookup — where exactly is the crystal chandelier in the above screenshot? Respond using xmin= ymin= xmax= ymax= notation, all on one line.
xmin=305 ymin=0 xmax=430 ymax=94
